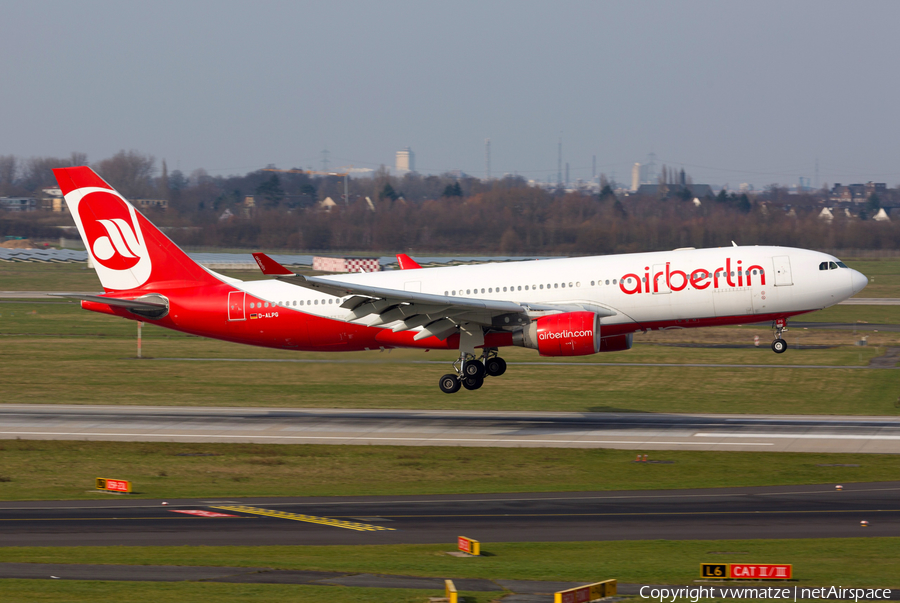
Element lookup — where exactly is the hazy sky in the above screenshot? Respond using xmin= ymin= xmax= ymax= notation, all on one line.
xmin=3 ymin=1 xmax=900 ymax=188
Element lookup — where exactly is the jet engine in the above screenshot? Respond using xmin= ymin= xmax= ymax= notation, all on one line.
xmin=512 ymin=311 xmax=600 ymax=356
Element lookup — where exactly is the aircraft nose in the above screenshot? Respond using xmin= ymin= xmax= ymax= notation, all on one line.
xmin=850 ymin=269 xmax=868 ymax=295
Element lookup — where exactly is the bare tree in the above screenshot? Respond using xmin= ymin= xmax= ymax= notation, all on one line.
xmin=0 ymin=155 xmax=17 ymax=195
xmin=95 ymin=150 xmax=156 ymax=198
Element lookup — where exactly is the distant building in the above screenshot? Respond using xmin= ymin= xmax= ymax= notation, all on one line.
xmin=312 ymin=257 xmax=381 ymax=273
xmin=0 ymin=197 xmax=37 ymax=212
xmin=395 ymin=147 xmax=415 ymax=174
xmin=135 ymin=199 xmax=168 ymax=211
xmin=631 ymin=163 xmax=641 ymax=192
xmin=830 ymin=182 xmax=886 ymax=203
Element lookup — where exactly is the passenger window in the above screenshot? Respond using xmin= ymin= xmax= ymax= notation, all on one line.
xmin=605 ymin=280 xmax=610 ymax=285
xmin=540 ymin=284 xmax=544 ymax=289
xmin=591 ymin=281 xmax=595 ymax=286
xmin=466 ymin=289 xmax=471 ymax=294
xmin=576 ymin=282 xmax=580 ymax=287
xmin=518 ymin=286 xmax=522 ymax=291
xmin=613 ymin=279 xmax=617 ymax=284
xmin=481 ymin=288 xmax=485 ymax=293
xmin=561 ymin=283 xmax=565 ymax=288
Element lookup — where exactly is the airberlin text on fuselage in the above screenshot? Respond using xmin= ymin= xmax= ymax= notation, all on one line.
xmin=619 ymin=257 xmax=766 ymax=295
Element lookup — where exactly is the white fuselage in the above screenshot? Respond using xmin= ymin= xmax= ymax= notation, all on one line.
xmin=231 ymin=246 xmax=867 ymax=335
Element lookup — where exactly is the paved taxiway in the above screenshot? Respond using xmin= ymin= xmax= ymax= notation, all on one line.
xmin=0 ymin=482 xmax=897 ymax=547
xmin=1 ymin=405 xmax=899 ymax=453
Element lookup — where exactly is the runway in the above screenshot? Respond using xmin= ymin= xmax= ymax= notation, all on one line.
xmin=1 ymin=404 xmax=899 ymax=453
xmin=0 ymin=482 xmax=897 ymax=547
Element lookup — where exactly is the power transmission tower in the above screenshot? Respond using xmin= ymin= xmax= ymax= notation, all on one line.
xmin=485 ymin=138 xmax=491 ymax=181
xmin=557 ymin=138 xmax=562 ymax=186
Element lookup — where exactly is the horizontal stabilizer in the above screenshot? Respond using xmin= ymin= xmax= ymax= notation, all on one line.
xmin=51 ymin=293 xmax=168 ymax=310
xmin=252 ymin=253 xmax=296 ymax=276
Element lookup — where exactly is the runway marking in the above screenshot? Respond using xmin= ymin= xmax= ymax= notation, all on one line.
xmin=695 ymin=432 xmax=900 ymax=440
xmin=0 ymin=431 xmax=774 ymax=446
xmin=170 ymin=510 xmax=237 ymax=518
xmin=210 ymin=505 xmax=395 ymax=532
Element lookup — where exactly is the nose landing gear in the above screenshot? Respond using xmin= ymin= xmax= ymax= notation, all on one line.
xmin=772 ymin=318 xmax=788 ymax=354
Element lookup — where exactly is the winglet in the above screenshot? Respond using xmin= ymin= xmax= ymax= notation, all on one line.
xmin=396 ymin=253 xmax=422 ymax=270
xmin=252 ymin=253 xmax=296 ymax=276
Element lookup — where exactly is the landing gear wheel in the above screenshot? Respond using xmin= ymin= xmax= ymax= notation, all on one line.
xmin=485 ymin=357 xmax=507 ymax=377
xmin=462 ymin=359 xmax=485 ymax=379
xmin=772 ymin=339 xmax=787 ymax=354
xmin=462 ymin=375 xmax=484 ymax=390
xmin=439 ymin=374 xmax=461 ymax=394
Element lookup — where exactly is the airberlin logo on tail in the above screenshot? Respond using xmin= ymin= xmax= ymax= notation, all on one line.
xmin=88 ymin=217 xmax=143 ymax=270
xmin=69 ymin=187 xmax=152 ymax=290
xmin=619 ymin=258 xmax=766 ymax=295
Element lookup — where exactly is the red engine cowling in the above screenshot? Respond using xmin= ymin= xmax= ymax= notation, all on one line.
xmin=513 ymin=311 xmax=600 ymax=356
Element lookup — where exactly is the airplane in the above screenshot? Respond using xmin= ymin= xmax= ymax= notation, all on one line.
xmin=52 ymin=166 xmax=868 ymax=394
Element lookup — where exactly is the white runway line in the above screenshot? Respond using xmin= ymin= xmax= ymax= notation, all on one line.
xmin=695 ymin=432 xmax=900 ymax=440
xmin=0 ymin=431 xmax=773 ymax=446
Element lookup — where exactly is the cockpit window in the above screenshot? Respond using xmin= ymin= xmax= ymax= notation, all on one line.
xmin=819 ymin=262 xmax=828 ymax=271
xmin=836 ymin=261 xmax=848 ymax=268
xmin=829 ymin=261 xmax=838 ymax=270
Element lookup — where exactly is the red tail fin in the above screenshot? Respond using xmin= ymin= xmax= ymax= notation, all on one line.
xmin=53 ymin=166 xmax=219 ymax=293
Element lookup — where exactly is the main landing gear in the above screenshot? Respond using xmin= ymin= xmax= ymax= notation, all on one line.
xmin=438 ymin=347 xmax=507 ymax=394
xmin=771 ymin=318 xmax=788 ymax=354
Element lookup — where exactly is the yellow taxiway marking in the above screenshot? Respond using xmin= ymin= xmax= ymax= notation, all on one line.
xmin=211 ymin=505 xmax=395 ymax=531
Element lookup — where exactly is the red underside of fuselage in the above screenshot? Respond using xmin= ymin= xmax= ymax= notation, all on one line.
xmin=83 ymin=280 xmax=814 ymax=354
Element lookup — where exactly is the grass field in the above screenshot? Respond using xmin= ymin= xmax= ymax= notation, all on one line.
xmin=3 ymin=539 xmax=898 ymax=587
xmin=1 ymin=440 xmax=897 ymax=500
xmin=1 ymin=299 xmax=898 ymax=414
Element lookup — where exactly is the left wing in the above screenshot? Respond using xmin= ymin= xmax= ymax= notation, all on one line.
xmin=251 ymin=253 xmax=615 ymax=340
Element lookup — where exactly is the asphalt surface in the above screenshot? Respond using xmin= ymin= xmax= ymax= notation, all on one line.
xmin=0 ymin=482 xmax=897 ymax=548
xmin=2 ymin=404 xmax=900 ymax=453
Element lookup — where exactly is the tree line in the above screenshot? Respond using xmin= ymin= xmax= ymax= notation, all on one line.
xmin=1 ymin=150 xmax=898 ymax=254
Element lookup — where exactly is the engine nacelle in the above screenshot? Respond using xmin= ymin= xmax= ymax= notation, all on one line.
xmin=513 ymin=311 xmax=600 ymax=356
